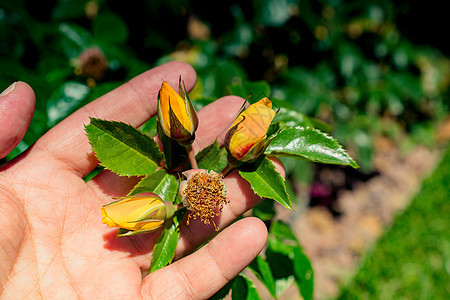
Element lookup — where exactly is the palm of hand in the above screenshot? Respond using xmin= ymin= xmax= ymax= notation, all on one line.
xmin=1 ymin=156 xmax=147 ymax=298
xmin=0 ymin=62 xmax=279 ymax=299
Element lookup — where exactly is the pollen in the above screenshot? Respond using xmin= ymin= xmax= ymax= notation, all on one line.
xmin=181 ymin=171 xmax=229 ymax=231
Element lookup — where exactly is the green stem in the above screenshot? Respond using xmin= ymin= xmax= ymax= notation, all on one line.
xmin=221 ymin=163 xmax=236 ymax=177
xmin=186 ymin=145 xmax=198 ymax=169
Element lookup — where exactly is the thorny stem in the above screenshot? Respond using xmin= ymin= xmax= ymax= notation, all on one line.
xmin=186 ymin=145 xmax=198 ymax=169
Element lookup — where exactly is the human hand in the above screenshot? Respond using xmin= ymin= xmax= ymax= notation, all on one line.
xmin=0 ymin=62 xmax=284 ymax=299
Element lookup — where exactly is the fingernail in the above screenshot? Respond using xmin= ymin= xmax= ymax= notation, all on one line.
xmin=0 ymin=82 xmax=17 ymax=97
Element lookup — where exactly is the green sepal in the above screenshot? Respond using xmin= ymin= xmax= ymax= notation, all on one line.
xmin=178 ymin=76 xmax=199 ymax=132
xmin=130 ymin=201 xmax=166 ymax=223
xmin=157 ymin=121 xmax=188 ymax=170
xmin=116 ymin=226 xmax=162 ymax=237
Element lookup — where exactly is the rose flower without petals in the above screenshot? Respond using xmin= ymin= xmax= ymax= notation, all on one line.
xmin=225 ymin=97 xmax=276 ymax=163
xmin=179 ymin=169 xmax=229 ymax=230
xmin=101 ymin=194 xmax=175 ymax=236
xmin=158 ymin=78 xmax=199 ymax=145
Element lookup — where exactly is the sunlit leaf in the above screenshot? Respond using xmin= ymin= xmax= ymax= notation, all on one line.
xmin=238 ymin=157 xmax=292 ymax=209
xmin=85 ymin=118 xmax=162 ymax=176
xmin=266 ymin=126 xmax=358 ymax=168
xmin=148 ymin=213 xmax=178 ymax=273
xmin=196 ymin=140 xmax=228 ymax=173
xmin=128 ymin=169 xmax=178 ymax=203
xmin=248 ymin=255 xmax=277 ymax=297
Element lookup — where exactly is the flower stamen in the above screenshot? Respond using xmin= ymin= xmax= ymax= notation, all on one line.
xmin=180 ymin=171 xmax=229 ymax=231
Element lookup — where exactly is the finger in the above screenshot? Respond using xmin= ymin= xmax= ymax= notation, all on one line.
xmin=141 ymin=217 xmax=267 ymax=300
xmin=0 ymin=82 xmax=35 ymax=158
xmin=176 ymin=156 xmax=285 ymax=259
xmin=88 ymin=95 xmax=245 ymax=197
xmin=192 ymin=95 xmax=244 ymax=152
xmin=33 ymin=61 xmax=196 ymax=177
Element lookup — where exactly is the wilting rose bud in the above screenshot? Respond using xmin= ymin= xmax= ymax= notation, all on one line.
xmin=100 ymin=194 xmax=176 ymax=236
xmin=179 ymin=169 xmax=228 ymax=230
xmin=225 ymin=97 xmax=276 ymax=163
xmin=158 ymin=78 xmax=199 ymax=145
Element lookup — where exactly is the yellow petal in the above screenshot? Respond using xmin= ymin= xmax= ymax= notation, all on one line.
xmin=159 ymin=81 xmax=193 ymax=133
xmin=101 ymin=196 xmax=165 ymax=231
xmin=228 ymin=98 xmax=275 ymax=160
xmin=101 ymin=208 xmax=118 ymax=228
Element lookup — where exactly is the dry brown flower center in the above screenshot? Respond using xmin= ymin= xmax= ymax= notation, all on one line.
xmin=182 ymin=172 xmax=229 ymax=230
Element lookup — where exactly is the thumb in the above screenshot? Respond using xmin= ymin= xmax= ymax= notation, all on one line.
xmin=0 ymin=82 xmax=35 ymax=158
xmin=141 ymin=217 xmax=268 ymax=300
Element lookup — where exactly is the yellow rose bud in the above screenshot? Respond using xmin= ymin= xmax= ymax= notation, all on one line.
xmin=157 ymin=77 xmax=199 ymax=145
xmin=100 ymin=194 xmax=176 ymax=236
xmin=225 ymin=97 xmax=276 ymax=163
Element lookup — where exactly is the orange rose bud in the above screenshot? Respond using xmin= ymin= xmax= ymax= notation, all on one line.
xmin=157 ymin=77 xmax=199 ymax=145
xmin=100 ymin=194 xmax=176 ymax=236
xmin=224 ymin=97 xmax=276 ymax=163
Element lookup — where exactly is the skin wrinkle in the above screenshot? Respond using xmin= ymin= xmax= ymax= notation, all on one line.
xmin=59 ymin=250 xmax=83 ymax=298
xmin=3 ymin=161 xmax=81 ymax=298
xmin=32 ymin=127 xmax=91 ymax=179
xmin=175 ymin=221 xmax=198 ymax=259
xmin=27 ymin=226 xmax=43 ymax=299
xmin=206 ymin=238 xmax=231 ymax=282
xmin=170 ymin=262 xmax=198 ymax=300
xmin=0 ymin=199 xmax=26 ymax=295
xmin=55 ymin=184 xmax=84 ymax=298
xmin=57 ymin=187 xmax=106 ymax=297
xmin=3 ymin=235 xmax=36 ymax=299
xmin=0 ymin=236 xmax=19 ymax=282
xmin=0 ymin=177 xmax=30 ymax=294
xmin=125 ymin=81 xmax=158 ymax=122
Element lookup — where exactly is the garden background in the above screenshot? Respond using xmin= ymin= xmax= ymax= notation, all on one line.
xmin=0 ymin=0 xmax=449 ymax=299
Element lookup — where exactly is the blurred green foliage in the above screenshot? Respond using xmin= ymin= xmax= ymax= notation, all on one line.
xmin=1 ymin=0 xmax=448 ymax=171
